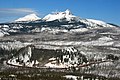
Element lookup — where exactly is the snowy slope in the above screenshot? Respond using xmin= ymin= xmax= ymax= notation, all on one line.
xmin=87 ymin=19 xmax=106 ymax=25
xmin=87 ymin=19 xmax=114 ymax=27
xmin=44 ymin=47 xmax=88 ymax=68
xmin=0 ymin=25 xmax=9 ymax=37
xmin=7 ymin=46 xmax=39 ymax=67
xmin=0 ymin=30 xmax=9 ymax=37
xmin=15 ymin=14 xmax=41 ymax=22
xmin=77 ymin=18 xmax=115 ymax=28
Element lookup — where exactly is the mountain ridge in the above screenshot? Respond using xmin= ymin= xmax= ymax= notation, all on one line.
xmin=0 ymin=9 xmax=119 ymax=37
xmin=14 ymin=10 xmax=117 ymax=28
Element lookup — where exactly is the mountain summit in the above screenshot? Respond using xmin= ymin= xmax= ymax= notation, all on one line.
xmin=43 ymin=9 xmax=77 ymax=21
xmin=42 ymin=10 xmax=115 ymax=28
xmin=15 ymin=14 xmax=41 ymax=22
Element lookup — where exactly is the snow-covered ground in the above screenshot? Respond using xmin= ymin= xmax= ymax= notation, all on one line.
xmin=7 ymin=46 xmax=39 ymax=67
xmin=0 ymin=41 xmax=32 ymax=50
xmin=0 ymin=25 xmax=9 ymax=37
xmin=63 ymin=75 xmax=79 ymax=80
xmin=33 ymin=36 xmax=115 ymax=48
xmin=0 ymin=9 xmax=119 ymax=79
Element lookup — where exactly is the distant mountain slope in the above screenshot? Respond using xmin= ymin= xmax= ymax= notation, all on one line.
xmin=15 ymin=14 xmax=41 ymax=22
xmin=0 ymin=9 xmax=119 ymax=37
xmin=42 ymin=9 xmax=116 ymax=28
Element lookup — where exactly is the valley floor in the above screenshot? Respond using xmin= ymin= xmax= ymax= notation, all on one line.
xmin=0 ymin=67 xmax=118 ymax=80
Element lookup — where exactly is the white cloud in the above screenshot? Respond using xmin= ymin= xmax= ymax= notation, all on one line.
xmin=0 ymin=8 xmax=39 ymax=22
xmin=0 ymin=8 xmax=38 ymax=15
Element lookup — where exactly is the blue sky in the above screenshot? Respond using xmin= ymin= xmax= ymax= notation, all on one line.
xmin=0 ymin=0 xmax=120 ymax=25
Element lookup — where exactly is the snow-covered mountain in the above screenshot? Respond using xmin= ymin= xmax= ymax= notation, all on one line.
xmin=43 ymin=9 xmax=115 ymax=28
xmin=43 ymin=9 xmax=78 ymax=22
xmin=0 ymin=10 xmax=120 ymax=79
xmin=15 ymin=14 xmax=41 ymax=22
xmin=0 ymin=9 xmax=119 ymax=38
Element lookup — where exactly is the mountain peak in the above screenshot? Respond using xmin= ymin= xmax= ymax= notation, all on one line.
xmin=65 ymin=9 xmax=72 ymax=15
xmin=14 ymin=10 xmax=116 ymax=29
xmin=43 ymin=9 xmax=76 ymax=21
xmin=15 ymin=13 xmax=41 ymax=22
